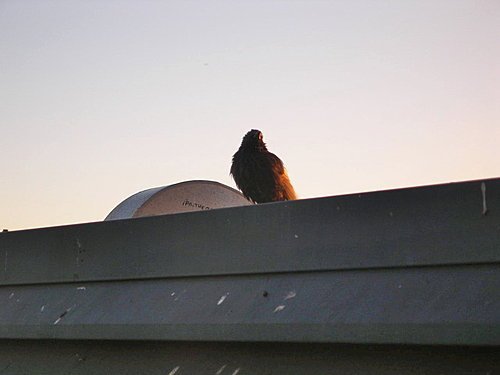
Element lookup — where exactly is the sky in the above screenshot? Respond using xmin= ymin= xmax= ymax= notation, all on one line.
xmin=1 ymin=0 xmax=499 ymax=231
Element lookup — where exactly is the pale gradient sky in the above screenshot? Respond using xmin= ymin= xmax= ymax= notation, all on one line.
xmin=1 ymin=0 xmax=499 ymax=230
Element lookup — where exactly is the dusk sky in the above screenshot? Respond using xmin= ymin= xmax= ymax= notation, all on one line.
xmin=1 ymin=0 xmax=499 ymax=230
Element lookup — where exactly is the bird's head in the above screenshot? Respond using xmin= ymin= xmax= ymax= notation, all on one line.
xmin=240 ymin=129 xmax=267 ymax=151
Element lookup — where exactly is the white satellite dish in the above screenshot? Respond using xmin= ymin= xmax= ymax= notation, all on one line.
xmin=105 ymin=180 xmax=252 ymax=221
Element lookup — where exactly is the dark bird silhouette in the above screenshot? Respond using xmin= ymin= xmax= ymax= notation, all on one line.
xmin=230 ymin=129 xmax=297 ymax=203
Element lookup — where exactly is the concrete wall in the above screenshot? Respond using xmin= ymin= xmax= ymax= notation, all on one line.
xmin=0 ymin=178 xmax=499 ymax=373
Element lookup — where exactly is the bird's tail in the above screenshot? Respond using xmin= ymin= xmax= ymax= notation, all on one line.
xmin=280 ymin=171 xmax=297 ymax=201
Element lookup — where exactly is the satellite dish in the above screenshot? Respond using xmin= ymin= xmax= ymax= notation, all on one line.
xmin=105 ymin=180 xmax=252 ymax=221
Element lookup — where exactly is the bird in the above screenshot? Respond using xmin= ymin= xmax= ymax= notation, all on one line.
xmin=230 ymin=129 xmax=297 ymax=203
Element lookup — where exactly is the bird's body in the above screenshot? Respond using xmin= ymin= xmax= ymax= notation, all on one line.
xmin=230 ymin=129 xmax=296 ymax=203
